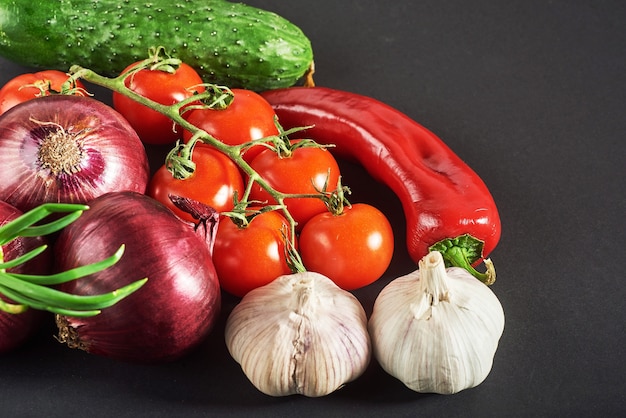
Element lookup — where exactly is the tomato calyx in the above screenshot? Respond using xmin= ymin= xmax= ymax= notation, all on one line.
xmin=429 ymin=234 xmax=496 ymax=284
xmin=205 ymin=116 xmax=314 ymax=161
xmin=272 ymin=137 xmax=318 ymax=158
xmin=194 ymin=84 xmax=234 ymax=110
xmin=135 ymin=46 xmax=183 ymax=75
xmin=165 ymin=140 xmax=197 ymax=180
xmin=258 ymin=119 xmax=329 ymax=159
xmin=317 ymin=176 xmax=352 ymax=216
xmin=20 ymin=77 xmax=87 ymax=98
xmin=221 ymin=201 xmax=283 ymax=230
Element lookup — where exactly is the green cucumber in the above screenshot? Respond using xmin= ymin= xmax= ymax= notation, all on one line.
xmin=0 ymin=0 xmax=313 ymax=91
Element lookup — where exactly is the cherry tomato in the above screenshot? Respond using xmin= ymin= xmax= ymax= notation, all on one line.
xmin=299 ymin=203 xmax=394 ymax=290
xmin=147 ymin=144 xmax=244 ymax=223
xmin=248 ymin=141 xmax=341 ymax=228
xmin=0 ymin=70 xmax=87 ymax=114
xmin=212 ymin=210 xmax=293 ymax=297
xmin=112 ymin=62 xmax=205 ymax=145
xmin=183 ymin=89 xmax=279 ymax=162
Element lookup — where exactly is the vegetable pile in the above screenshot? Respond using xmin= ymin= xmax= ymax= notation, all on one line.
xmin=0 ymin=0 xmax=504 ymax=398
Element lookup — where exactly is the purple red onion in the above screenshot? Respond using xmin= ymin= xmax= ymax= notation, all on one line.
xmin=0 ymin=95 xmax=149 ymax=212
xmin=53 ymin=191 xmax=221 ymax=363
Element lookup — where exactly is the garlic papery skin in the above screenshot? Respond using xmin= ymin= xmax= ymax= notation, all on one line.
xmin=225 ymin=271 xmax=371 ymax=397
xmin=368 ymin=251 xmax=505 ymax=395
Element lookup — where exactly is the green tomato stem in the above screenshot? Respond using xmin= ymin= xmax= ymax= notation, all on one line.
xmin=66 ymin=65 xmax=325 ymax=248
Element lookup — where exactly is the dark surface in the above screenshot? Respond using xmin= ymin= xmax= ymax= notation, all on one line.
xmin=1 ymin=1 xmax=624 ymax=416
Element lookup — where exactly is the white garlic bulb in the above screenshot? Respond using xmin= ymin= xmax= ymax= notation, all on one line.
xmin=225 ymin=271 xmax=371 ymax=397
xmin=368 ymin=251 xmax=505 ymax=394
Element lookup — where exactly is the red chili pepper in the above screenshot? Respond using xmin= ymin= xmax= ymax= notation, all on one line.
xmin=262 ymin=86 xmax=501 ymax=284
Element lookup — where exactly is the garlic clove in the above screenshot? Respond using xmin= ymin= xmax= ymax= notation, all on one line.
xmin=368 ymin=251 xmax=505 ymax=394
xmin=225 ymin=271 xmax=371 ymax=397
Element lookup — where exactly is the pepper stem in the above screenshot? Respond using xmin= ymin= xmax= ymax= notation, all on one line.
xmin=429 ymin=234 xmax=496 ymax=284
xmin=441 ymin=247 xmax=496 ymax=285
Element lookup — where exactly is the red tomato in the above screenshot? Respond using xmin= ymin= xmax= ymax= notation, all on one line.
xmin=147 ymin=144 xmax=244 ymax=223
xmin=0 ymin=70 xmax=87 ymax=114
xmin=183 ymin=89 xmax=279 ymax=162
xmin=299 ymin=203 xmax=394 ymax=290
xmin=212 ymin=210 xmax=293 ymax=297
xmin=248 ymin=141 xmax=341 ymax=228
xmin=112 ymin=62 xmax=204 ymax=145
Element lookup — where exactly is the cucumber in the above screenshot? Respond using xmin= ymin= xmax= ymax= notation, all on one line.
xmin=0 ymin=0 xmax=313 ymax=91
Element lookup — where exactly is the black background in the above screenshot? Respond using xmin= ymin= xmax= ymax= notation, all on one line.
xmin=1 ymin=0 xmax=624 ymax=416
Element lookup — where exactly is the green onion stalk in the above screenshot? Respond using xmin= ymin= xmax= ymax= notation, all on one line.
xmin=0 ymin=203 xmax=147 ymax=317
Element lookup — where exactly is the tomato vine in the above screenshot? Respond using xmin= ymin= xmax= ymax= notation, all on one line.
xmin=65 ymin=62 xmax=329 ymax=247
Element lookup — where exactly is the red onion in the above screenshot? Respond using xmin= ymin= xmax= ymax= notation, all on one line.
xmin=0 ymin=95 xmax=149 ymax=212
xmin=0 ymin=294 xmax=44 ymax=353
xmin=0 ymin=201 xmax=50 ymax=353
xmin=54 ymin=191 xmax=221 ymax=363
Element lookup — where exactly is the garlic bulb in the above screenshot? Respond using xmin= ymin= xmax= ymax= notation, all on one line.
xmin=225 ymin=271 xmax=371 ymax=397
xmin=368 ymin=251 xmax=504 ymax=394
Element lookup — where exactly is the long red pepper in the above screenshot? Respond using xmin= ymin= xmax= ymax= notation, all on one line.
xmin=262 ymin=86 xmax=501 ymax=283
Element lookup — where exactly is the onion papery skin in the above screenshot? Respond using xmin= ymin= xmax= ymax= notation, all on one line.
xmin=0 ymin=201 xmax=50 ymax=354
xmin=54 ymin=191 xmax=221 ymax=363
xmin=0 ymin=95 xmax=149 ymax=212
